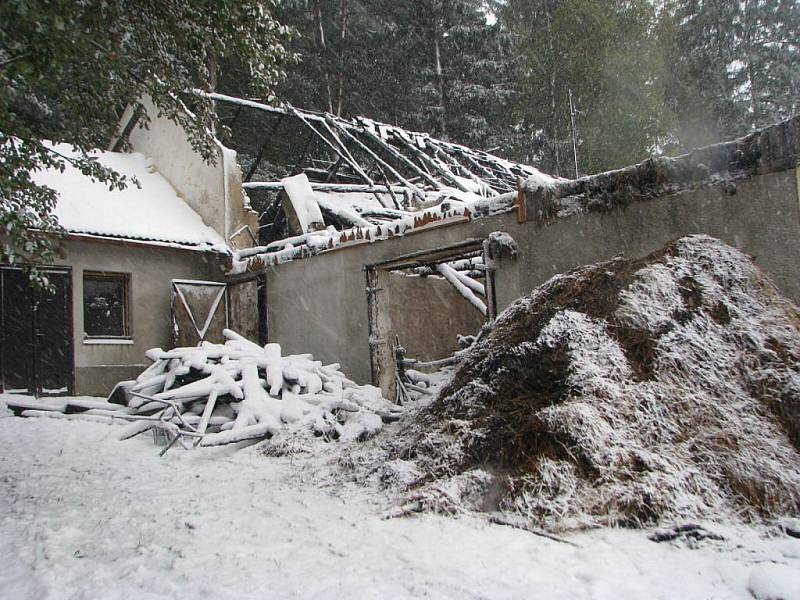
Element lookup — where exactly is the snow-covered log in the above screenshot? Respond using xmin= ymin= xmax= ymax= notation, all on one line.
xmin=448 ymin=265 xmax=485 ymax=297
xmin=316 ymin=196 xmax=371 ymax=228
xmin=200 ymin=422 xmax=279 ymax=447
xmin=435 ymin=263 xmax=488 ymax=316
xmin=116 ymin=329 xmax=402 ymax=453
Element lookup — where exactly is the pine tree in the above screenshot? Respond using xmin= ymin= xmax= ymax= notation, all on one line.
xmin=662 ymin=0 xmax=800 ymax=151
xmin=663 ymin=0 xmax=747 ymax=149
xmin=269 ymin=0 xmax=513 ymax=152
xmin=501 ymin=0 xmax=670 ymax=175
xmin=737 ymin=0 xmax=800 ymax=127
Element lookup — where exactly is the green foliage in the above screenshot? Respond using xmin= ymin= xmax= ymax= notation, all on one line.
xmin=501 ymin=0 xmax=672 ymax=176
xmin=266 ymin=0 xmax=513 ymax=149
xmin=267 ymin=0 xmax=797 ymax=177
xmin=0 ymin=0 xmax=289 ymax=276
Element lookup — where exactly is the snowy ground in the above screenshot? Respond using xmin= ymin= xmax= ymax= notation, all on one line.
xmin=1 ymin=397 xmax=799 ymax=600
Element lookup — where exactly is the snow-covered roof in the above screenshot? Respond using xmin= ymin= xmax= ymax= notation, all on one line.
xmin=231 ymin=189 xmax=521 ymax=276
xmin=33 ymin=145 xmax=226 ymax=247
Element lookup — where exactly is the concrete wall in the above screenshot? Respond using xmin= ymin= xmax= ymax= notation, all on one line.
xmin=372 ymin=270 xmax=486 ymax=396
xmin=381 ymin=272 xmax=485 ymax=362
xmin=511 ymin=168 xmax=800 ymax=306
xmin=56 ymin=238 xmax=225 ymax=396
xmin=264 ymin=165 xmax=800 ymax=387
xmin=119 ymin=97 xmax=258 ymax=246
xmin=265 ymin=213 xmax=529 ymax=385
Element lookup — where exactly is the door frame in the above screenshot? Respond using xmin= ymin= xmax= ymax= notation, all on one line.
xmin=364 ymin=238 xmax=496 ymax=393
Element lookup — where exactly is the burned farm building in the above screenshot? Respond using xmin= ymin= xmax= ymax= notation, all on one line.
xmin=2 ymin=93 xmax=800 ymax=402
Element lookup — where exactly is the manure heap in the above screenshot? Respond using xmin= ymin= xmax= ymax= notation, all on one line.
xmin=399 ymin=235 xmax=800 ymax=531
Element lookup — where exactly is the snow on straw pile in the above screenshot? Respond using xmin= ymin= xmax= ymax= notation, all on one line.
xmin=390 ymin=235 xmax=800 ymax=531
xmin=118 ymin=329 xmax=401 ymax=449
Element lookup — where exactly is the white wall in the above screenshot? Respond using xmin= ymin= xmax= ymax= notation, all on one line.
xmin=115 ymin=97 xmax=258 ymax=247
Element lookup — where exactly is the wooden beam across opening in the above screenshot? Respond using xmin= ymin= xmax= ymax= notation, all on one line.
xmin=243 ymin=181 xmax=410 ymax=194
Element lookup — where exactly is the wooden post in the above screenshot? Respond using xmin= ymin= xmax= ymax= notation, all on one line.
xmin=326 ymin=115 xmax=424 ymax=200
xmin=515 ymin=177 xmax=527 ymax=224
xmin=195 ymin=388 xmax=219 ymax=443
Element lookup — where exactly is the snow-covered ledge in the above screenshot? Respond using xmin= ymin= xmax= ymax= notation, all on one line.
xmin=83 ymin=338 xmax=135 ymax=346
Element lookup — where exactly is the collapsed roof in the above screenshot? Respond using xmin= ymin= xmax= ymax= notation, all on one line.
xmin=210 ymin=92 xmax=559 ymax=265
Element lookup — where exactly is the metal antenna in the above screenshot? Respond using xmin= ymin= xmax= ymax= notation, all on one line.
xmin=568 ymin=89 xmax=580 ymax=179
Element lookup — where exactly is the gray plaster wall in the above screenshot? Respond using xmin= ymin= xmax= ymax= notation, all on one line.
xmin=265 ymin=214 xmax=516 ymax=385
xmin=381 ymin=272 xmax=485 ymax=362
xmin=265 ymin=166 xmax=800 ymax=387
xmin=511 ymin=167 xmax=800 ymax=305
xmin=373 ymin=270 xmax=486 ymax=397
xmin=56 ymin=239 xmax=225 ymax=396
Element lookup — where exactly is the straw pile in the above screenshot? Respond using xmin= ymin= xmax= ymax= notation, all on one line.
xmin=393 ymin=236 xmax=800 ymax=530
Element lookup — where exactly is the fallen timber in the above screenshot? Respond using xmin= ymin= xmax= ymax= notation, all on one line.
xmin=13 ymin=329 xmax=402 ymax=455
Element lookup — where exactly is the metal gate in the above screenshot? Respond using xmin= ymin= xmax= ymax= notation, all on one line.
xmin=170 ymin=279 xmax=227 ymax=347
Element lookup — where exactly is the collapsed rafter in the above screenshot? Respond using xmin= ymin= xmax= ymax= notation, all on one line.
xmin=207 ymin=92 xmax=558 ymax=261
xmin=208 ymin=91 xmax=550 ymax=206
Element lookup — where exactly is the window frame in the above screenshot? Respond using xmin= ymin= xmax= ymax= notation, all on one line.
xmin=82 ymin=270 xmax=132 ymax=342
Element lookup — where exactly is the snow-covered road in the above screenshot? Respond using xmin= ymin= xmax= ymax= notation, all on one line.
xmin=1 ymin=404 xmax=798 ymax=599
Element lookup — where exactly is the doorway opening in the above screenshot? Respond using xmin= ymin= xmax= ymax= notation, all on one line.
xmin=365 ymin=239 xmax=496 ymax=400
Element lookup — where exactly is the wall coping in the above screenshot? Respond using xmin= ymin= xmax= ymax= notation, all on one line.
xmin=524 ymin=115 xmax=800 ymax=222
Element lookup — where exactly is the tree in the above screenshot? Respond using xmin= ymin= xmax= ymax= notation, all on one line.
xmin=378 ymin=0 xmax=515 ymax=149
xmin=0 ymin=0 xmax=289 ymax=279
xmin=500 ymin=0 xmax=671 ymax=176
xmin=744 ymin=0 xmax=800 ymax=126
xmin=268 ymin=0 xmax=513 ymax=150
xmin=662 ymin=0 xmax=800 ymax=151
xmin=662 ymin=0 xmax=748 ymax=149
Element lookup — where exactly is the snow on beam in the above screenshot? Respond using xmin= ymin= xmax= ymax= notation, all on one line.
xmin=204 ymin=91 xmax=555 ymax=196
xmin=324 ymin=115 xmax=425 ymax=199
xmin=439 ymin=262 xmax=486 ymax=297
xmin=228 ymin=204 xmax=474 ymax=279
xmin=235 ymin=229 xmax=332 ymax=258
xmin=243 ymin=182 xmax=410 ymax=193
xmin=435 ymin=263 xmax=487 ymax=317
xmin=315 ymin=196 xmax=371 ymax=228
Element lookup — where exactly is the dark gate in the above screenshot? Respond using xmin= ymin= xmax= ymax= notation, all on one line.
xmin=0 ymin=266 xmax=74 ymax=396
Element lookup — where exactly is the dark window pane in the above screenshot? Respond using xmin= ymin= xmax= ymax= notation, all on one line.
xmin=83 ymin=274 xmax=128 ymax=337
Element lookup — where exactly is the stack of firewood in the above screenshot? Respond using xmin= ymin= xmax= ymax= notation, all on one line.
xmin=116 ymin=329 xmax=401 ymax=454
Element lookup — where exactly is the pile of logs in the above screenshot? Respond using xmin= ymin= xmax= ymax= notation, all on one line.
xmin=115 ymin=329 xmax=402 ymax=454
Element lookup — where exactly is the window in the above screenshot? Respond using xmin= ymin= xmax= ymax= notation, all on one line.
xmin=83 ymin=271 xmax=130 ymax=338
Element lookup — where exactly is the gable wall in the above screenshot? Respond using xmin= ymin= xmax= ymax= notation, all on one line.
xmin=118 ymin=97 xmax=258 ymax=247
